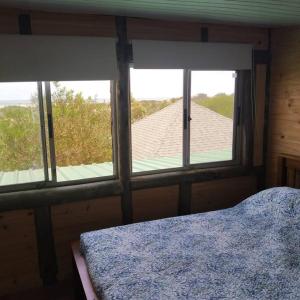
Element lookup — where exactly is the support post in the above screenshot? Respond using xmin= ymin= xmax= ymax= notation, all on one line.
xmin=34 ymin=206 xmax=58 ymax=285
xmin=115 ymin=16 xmax=133 ymax=224
xmin=178 ymin=180 xmax=192 ymax=215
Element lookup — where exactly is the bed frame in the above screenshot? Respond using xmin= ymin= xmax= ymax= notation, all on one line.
xmin=72 ymin=154 xmax=300 ymax=300
xmin=72 ymin=241 xmax=100 ymax=300
xmin=278 ymin=154 xmax=300 ymax=187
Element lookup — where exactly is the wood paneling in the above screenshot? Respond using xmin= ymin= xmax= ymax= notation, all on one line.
xmin=0 ymin=8 xmax=268 ymax=48
xmin=31 ymin=12 xmax=116 ymax=36
xmin=207 ymin=24 xmax=268 ymax=49
xmin=0 ymin=9 xmax=19 ymax=34
xmin=51 ymin=196 xmax=122 ymax=281
xmin=191 ymin=176 xmax=257 ymax=213
xmin=0 ymin=210 xmax=41 ymax=296
xmin=132 ymin=186 xmax=179 ymax=222
xmin=128 ymin=18 xmax=268 ymax=49
xmin=267 ymin=28 xmax=300 ymax=186
xmin=127 ymin=18 xmax=201 ymax=41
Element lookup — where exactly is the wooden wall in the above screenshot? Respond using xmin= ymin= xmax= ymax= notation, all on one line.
xmin=0 ymin=210 xmax=41 ymax=294
xmin=191 ymin=176 xmax=257 ymax=213
xmin=266 ymin=28 xmax=300 ymax=186
xmin=0 ymin=8 xmax=267 ymax=297
xmin=52 ymin=196 xmax=122 ymax=281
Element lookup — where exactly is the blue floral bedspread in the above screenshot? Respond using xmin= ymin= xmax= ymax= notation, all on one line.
xmin=80 ymin=187 xmax=300 ymax=299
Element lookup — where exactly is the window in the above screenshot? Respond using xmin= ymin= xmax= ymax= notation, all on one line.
xmin=49 ymin=81 xmax=114 ymax=182
xmin=130 ymin=69 xmax=240 ymax=175
xmin=0 ymin=34 xmax=118 ymax=190
xmin=130 ymin=69 xmax=183 ymax=173
xmin=190 ymin=71 xmax=237 ymax=165
xmin=0 ymin=82 xmax=45 ymax=186
xmin=0 ymin=80 xmax=115 ymax=189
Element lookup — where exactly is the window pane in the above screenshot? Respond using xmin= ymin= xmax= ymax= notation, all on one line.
xmin=0 ymin=82 xmax=45 ymax=186
xmin=190 ymin=71 xmax=236 ymax=165
xmin=130 ymin=69 xmax=183 ymax=173
xmin=50 ymin=81 xmax=113 ymax=182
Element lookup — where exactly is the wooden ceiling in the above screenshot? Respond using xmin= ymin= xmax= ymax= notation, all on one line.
xmin=1 ymin=0 xmax=300 ymax=26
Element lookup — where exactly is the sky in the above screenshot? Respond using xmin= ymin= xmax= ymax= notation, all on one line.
xmin=0 ymin=70 xmax=235 ymax=102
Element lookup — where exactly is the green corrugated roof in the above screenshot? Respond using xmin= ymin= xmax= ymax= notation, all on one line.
xmin=0 ymin=148 xmax=232 ymax=186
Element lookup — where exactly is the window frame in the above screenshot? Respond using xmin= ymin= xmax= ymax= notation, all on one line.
xmin=0 ymin=70 xmax=250 ymax=193
xmin=0 ymin=80 xmax=117 ymax=192
xmin=130 ymin=68 xmax=244 ymax=177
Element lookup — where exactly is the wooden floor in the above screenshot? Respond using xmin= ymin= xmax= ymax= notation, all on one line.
xmin=0 ymin=281 xmax=75 ymax=300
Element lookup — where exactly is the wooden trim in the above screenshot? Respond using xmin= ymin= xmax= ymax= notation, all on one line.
xmin=115 ymin=16 xmax=133 ymax=225
xmin=34 ymin=206 xmax=57 ymax=285
xmin=72 ymin=241 xmax=99 ymax=300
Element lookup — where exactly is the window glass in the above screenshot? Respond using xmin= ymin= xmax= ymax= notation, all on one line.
xmin=0 ymin=82 xmax=45 ymax=186
xmin=50 ymin=81 xmax=113 ymax=181
xmin=130 ymin=69 xmax=183 ymax=173
xmin=190 ymin=71 xmax=236 ymax=165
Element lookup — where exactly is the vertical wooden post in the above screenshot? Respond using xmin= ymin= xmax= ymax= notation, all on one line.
xmin=34 ymin=206 xmax=58 ymax=285
xmin=178 ymin=180 xmax=192 ymax=215
xmin=237 ymin=70 xmax=254 ymax=169
xmin=115 ymin=16 xmax=133 ymax=224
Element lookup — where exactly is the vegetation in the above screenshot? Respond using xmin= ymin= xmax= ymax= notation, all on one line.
xmin=0 ymin=83 xmax=232 ymax=172
xmin=131 ymin=97 xmax=178 ymax=122
xmin=192 ymin=93 xmax=234 ymax=119
xmin=0 ymin=105 xmax=42 ymax=171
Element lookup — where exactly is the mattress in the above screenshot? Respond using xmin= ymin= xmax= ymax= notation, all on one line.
xmin=80 ymin=187 xmax=300 ymax=299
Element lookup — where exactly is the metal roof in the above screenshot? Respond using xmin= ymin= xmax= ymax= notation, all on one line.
xmin=1 ymin=0 xmax=300 ymax=26
xmin=0 ymin=149 xmax=231 ymax=186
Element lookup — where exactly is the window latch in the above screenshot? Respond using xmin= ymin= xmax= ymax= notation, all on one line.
xmin=184 ymin=109 xmax=192 ymax=129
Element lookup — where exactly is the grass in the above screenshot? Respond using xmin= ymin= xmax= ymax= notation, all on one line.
xmin=192 ymin=93 xmax=234 ymax=119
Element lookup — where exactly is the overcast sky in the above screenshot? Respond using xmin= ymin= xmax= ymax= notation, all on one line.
xmin=0 ymin=70 xmax=235 ymax=102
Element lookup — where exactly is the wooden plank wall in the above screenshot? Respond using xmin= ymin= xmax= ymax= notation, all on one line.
xmin=266 ymin=28 xmax=300 ymax=186
xmin=0 ymin=210 xmax=41 ymax=294
xmin=191 ymin=176 xmax=257 ymax=213
xmin=52 ymin=196 xmax=122 ymax=281
xmin=0 ymin=8 xmax=267 ymax=297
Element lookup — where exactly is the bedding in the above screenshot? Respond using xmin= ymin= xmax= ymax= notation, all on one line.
xmin=80 ymin=187 xmax=300 ymax=299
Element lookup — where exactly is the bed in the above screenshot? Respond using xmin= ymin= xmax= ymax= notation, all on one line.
xmin=72 ymin=154 xmax=300 ymax=300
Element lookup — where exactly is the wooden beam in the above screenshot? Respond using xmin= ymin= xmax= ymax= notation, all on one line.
xmin=0 ymin=180 xmax=121 ymax=212
xmin=237 ymin=70 xmax=254 ymax=169
xmin=34 ymin=206 xmax=57 ymax=285
xmin=178 ymin=180 xmax=191 ymax=215
xmin=115 ymin=16 xmax=133 ymax=225
xmin=261 ymin=29 xmax=272 ymax=189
